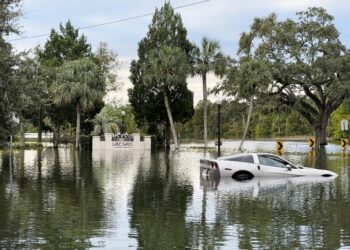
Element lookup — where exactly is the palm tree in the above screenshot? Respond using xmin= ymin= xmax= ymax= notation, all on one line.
xmin=144 ymin=46 xmax=190 ymax=149
xmin=54 ymin=58 xmax=105 ymax=149
xmin=93 ymin=107 xmax=119 ymax=137
xmin=193 ymin=37 xmax=226 ymax=148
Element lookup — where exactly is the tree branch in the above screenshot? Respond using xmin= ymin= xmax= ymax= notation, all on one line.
xmin=302 ymin=85 xmax=324 ymax=111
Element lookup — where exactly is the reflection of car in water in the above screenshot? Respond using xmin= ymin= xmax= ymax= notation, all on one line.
xmin=200 ymin=175 xmax=337 ymax=199
xmin=200 ymin=153 xmax=338 ymax=180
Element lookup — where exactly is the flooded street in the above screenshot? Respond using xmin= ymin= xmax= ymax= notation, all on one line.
xmin=1 ymin=143 xmax=350 ymax=249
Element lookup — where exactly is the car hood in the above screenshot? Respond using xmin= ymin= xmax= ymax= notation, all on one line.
xmin=295 ymin=167 xmax=338 ymax=177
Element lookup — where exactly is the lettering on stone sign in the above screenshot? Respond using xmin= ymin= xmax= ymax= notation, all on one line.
xmin=112 ymin=140 xmax=133 ymax=148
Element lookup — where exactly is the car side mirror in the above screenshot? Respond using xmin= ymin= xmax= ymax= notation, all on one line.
xmin=286 ymin=165 xmax=292 ymax=171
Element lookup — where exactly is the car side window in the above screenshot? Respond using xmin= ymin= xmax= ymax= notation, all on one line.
xmin=258 ymin=155 xmax=289 ymax=168
xmin=227 ymin=155 xmax=254 ymax=164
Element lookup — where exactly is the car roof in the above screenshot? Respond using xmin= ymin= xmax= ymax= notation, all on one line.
xmin=218 ymin=153 xmax=254 ymax=160
xmin=219 ymin=152 xmax=283 ymax=160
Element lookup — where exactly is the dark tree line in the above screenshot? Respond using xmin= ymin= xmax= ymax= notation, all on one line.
xmin=177 ymin=99 xmax=312 ymax=141
xmin=0 ymin=0 xmax=118 ymax=149
xmin=0 ymin=0 xmax=22 ymax=143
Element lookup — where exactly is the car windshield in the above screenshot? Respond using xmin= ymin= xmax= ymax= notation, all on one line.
xmin=258 ymin=155 xmax=296 ymax=169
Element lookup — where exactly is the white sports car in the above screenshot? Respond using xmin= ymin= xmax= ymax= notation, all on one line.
xmin=200 ymin=153 xmax=338 ymax=180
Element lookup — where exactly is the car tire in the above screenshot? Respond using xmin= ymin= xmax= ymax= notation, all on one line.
xmin=232 ymin=171 xmax=254 ymax=181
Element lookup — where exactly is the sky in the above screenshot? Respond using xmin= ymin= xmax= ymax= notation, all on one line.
xmin=8 ymin=0 xmax=350 ymax=105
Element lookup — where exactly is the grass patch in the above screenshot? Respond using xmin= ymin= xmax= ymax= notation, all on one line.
xmin=11 ymin=142 xmax=44 ymax=149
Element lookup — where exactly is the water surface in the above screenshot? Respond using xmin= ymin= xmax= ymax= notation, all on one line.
xmin=0 ymin=145 xmax=350 ymax=249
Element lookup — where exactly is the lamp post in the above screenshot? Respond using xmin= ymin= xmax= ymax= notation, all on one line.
xmin=9 ymin=113 xmax=19 ymax=190
xmin=216 ymin=99 xmax=222 ymax=157
xmin=121 ymin=111 xmax=125 ymax=134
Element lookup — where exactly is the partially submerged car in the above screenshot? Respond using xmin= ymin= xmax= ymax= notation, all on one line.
xmin=200 ymin=153 xmax=338 ymax=180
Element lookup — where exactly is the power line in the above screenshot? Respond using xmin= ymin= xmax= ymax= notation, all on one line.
xmin=9 ymin=0 xmax=210 ymax=42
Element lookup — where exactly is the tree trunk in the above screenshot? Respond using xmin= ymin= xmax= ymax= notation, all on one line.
xmin=163 ymin=91 xmax=179 ymax=149
xmin=74 ymin=150 xmax=80 ymax=187
xmin=19 ymin=114 xmax=26 ymax=148
xmin=315 ymin=114 xmax=329 ymax=147
xmin=165 ymin=124 xmax=171 ymax=149
xmin=239 ymin=96 xmax=254 ymax=151
xmin=38 ymin=105 xmax=43 ymax=144
xmin=241 ymin=114 xmax=245 ymax=136
xmin=37 ymin=148 xmax=43 ymax=180
xmin=76 ymin=103 xmax=81 ymax=150
xmin=202 ymin=72 xmax=208 ymax=148
xmin=315 ymin=146 xmax=327 ymax=169
xmin=53 ymin=123 xmax=60 ymax=149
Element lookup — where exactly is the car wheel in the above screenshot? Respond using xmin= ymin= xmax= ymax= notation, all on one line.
xmin=232 ymin=171 xmax=254 ymax=181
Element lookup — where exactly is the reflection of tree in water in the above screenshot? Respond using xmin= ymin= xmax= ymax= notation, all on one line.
xmin=207 ymin=176 xmax=350 ymax=249
xmin=315 ymin=147 xmax=328 ymax=169
xmin=129 ymin=150 xmax=193 ymax=249
xmin=185 ymin=175 xmax=226 ymax=249
xmin=0 ymin=148 xmax=106 ymax=249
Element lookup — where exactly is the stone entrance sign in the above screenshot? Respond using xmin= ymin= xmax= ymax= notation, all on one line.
xmin=93 ymin=133 xmax=151 ymax=151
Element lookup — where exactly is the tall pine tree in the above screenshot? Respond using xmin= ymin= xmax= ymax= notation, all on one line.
xmin=128 ymin=2 xmax=194 ymax=148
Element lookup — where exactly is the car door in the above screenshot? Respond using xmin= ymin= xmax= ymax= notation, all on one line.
xmin=257 ymin=155 xmax=299 ymax=177
xmin=218 ymin=154 xmax=258 ymax=177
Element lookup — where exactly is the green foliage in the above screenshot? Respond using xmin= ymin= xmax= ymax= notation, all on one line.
xmin=54 ymin=58 xmax=105 ymax=148
xmin=0 ymin=0 xmax=22 ymax=143
xmin=178 ymin=100 xmax=247 ymax=140
xmin=285 ymin=111 xmax=312 ymax=136
xmin=255 ymin=115 xmax=271 ymax=138
xmin=55 ymin=58 xmax=105 ymax=110
xmin=178 ymin=100 xmax=313 ymax=140
xmin=36 ymin=21 xmax=105 ymax=148
xmin=192 ymin=37 xmax=228 ymax=145
xmin=14 ymin=56 xmax=40 ymax=117
xmin=39 ymin=20 xmax=91 ymax=67
xmin=329 ymin=103 xmax=350 ymax=139
xmin=122 ymin=106 xmax=137 ymax=134
xmin=11 ymin=142 xmax=43 ymax=149
xmin=192 ymin=37 xmax=228 ymax=77
xmin=38 ymin=20 xmax=94 ymax=127
xmin=143 ymin=45 xmax=191 ymax=147
xmin=93 ymin=104 xmax=137 ymax=135
xmin=219 ymin=58 xmax=272 ymax=102
xmin=128 ymin=2 xmax=194 ymax=140
xmin=93 ymin=42 xmax=119 ymax=92
xmin=236 ymin=7 xmax=350 ymax=146
xmin=0 ymin=0 xmax=21 ymax=35
xmin=93 ymin=105 xmax=118 ymax=135
xmin=143 ymin=46 xmax=190 ymax=91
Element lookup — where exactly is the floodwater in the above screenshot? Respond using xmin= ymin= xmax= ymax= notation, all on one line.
xmin=0 ymin=143 xmax=350 ymax=249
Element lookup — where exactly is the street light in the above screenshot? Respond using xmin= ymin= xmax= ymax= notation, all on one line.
xmin=9 ymin=113 xmax=19 ymax=191
xmin=216 ymin=99 xmax=222 ymax=157
xmin=121 ymin=111 xmax=126 ymax=134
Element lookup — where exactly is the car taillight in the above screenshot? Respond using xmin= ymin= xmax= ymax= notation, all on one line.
xmin=200 ymin=159 xmax=218 ymax=169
